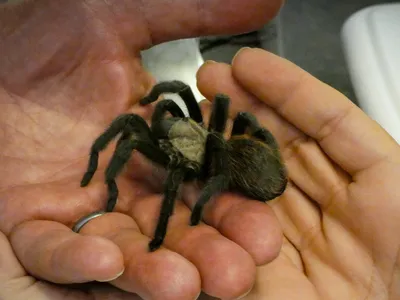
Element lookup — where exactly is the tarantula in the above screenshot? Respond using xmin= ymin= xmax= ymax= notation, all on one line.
xmin=80 ymin=80 xmax=287 ymax=252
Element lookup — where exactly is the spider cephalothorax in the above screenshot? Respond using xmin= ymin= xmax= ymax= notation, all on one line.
xmin=80 ymin=80 xmax=287 ymax=251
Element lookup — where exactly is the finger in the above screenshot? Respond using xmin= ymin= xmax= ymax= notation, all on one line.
xmin=130 ymin=194 xmax=256 ymax=300
xmin=9 ymin=220 xmax=125 ymax=284
xmin=0 ymin=231 xmax=26 ymax=283
xmin=79 ymin=212 xmax=201 ymax=300
xmin=89 ymin=284 xmax=146 ymax=300
xmin=0 ymin=231 xmax=97 ymax=300
xmin=197 ymin=61 xmax=302 ymax=146
xmin=106 ymin=0 xmax=283 ymax=46
xmin=196 ymin=62 xmax=351 ymax=207
xmin=0 ymin=172 xmax=155 ymax=237
xmin=230 ymin=48 xmax=400 ymax=175
xmin=183 ymin=184 xmax=283 ymax=266
xmin=245 ymin=241 xmax=320 ymax=300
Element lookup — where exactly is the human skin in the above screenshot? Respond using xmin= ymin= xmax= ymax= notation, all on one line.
xmin=196 ymin=48 xmax=400 ymax=299
xmin=3 ymin=45 xmax=400 ymax=300
xmin=0 ymin=1 xmax=284 ymax=300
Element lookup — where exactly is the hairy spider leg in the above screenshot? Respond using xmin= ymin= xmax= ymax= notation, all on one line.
xmin=190 ymin=135 xmax=229 ymax=225
xmin=104 ymin=137 xmax=170 ymax=212
xmin=139 ymin=80 xmax=203 ymax=123
xmin=81 ymin=114 xmax=152 ymax=187
xmin=152 ymin=99 xmax=186 ymax=122
xmin=151 ymin=99 xmax=185 ymax=139
xmin=231 ymin=112 xmax=279 ymax=149
xmin=149 ymin=168 xmax=187 ymax=251
xmin=201 ymin=93 xmax=230 ymax=174
xmin=207 ymin=93 xmax=230 ymax=132
xmin=150 ymin=99 xmax=186 ymax=134
xmin=190 ymin=94 xmax=231 ymax=226
xmin=231 ymin=111 xmax=259 ymax=135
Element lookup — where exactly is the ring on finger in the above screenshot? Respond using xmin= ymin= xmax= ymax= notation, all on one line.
xmin=72 ymin=211 xmax=107 ymax=233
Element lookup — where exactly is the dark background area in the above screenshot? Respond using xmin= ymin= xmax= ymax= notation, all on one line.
xmin=200 ymin=0 xmax=399 ymax=105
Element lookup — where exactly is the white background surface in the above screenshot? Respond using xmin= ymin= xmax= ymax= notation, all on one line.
xmin=341 ymin=3 xmax=400 ymax=143
xmin=141 ymin=38 xmax=205 ymax=116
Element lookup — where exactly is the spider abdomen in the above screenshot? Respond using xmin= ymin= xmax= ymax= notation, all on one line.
xmin=226 ymin=136 xmax=287 ymax=201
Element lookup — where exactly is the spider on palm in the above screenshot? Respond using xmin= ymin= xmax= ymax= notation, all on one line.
xmin=80 ymin=80 xmax=288 ymax=252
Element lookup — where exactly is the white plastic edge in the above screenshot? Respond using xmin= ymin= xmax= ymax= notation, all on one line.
xmin=141 ymin=38 xmax=205 ymax=116
xmin=340 ymin=4 xmax=400 ymax=143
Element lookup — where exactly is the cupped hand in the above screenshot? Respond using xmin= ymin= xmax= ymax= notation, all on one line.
xmin=197 ymin=48 xmax=400 ymax=299
xmin=0 ymin=1 xmax=283 ymax=300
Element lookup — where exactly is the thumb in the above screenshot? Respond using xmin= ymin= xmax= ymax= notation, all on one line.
xmin=0 ymin=231 xmax=25 ymax=283
xmin=106 ymin=0 xmax=284 ymax=47
xmin=0 ymin=231 xmax=27 ymax=298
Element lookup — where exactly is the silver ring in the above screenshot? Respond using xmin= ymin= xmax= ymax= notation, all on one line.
xmin=72 ymin=211 xmax=106 ymax=233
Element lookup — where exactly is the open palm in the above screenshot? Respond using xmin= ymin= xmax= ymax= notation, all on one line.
xmin=197 ymin=48 xmax=400 ymax=299
xmin=0 ymin=1 xmax=284 ymax=300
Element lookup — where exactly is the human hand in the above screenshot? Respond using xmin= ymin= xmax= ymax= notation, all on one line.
xmin=197 ymin=47 xmax=400 ymax=299
xmin=0 ymin=1 xmax=283 ymax=300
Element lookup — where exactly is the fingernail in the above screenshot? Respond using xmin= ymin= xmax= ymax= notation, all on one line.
xmin=234 ymin=286 xmax=253 ymax=300
xmin=96 ymin=268 xmax=125 ymax=282
xmin=232 ymin=47 xmax=251 ymax=64
xmin=198 ymin=99 xmax=209 ymax=105
xmin=203 ymin=59 xmax=217 ymax=66
xmin=197 ymin=60 xmax=217 ymax=79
